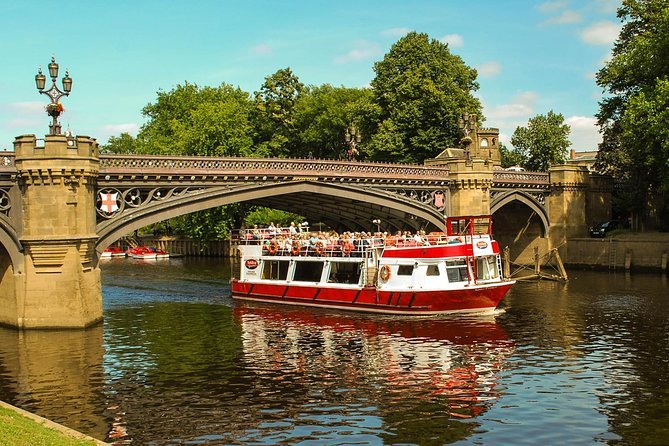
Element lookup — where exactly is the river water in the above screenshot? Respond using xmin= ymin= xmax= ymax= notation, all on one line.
xmin=0 ymin=258 xmax=668 ymax=445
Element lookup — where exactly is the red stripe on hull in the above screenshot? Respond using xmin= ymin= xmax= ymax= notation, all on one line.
xmin=230 ymin=280 xmax=513 ymax=315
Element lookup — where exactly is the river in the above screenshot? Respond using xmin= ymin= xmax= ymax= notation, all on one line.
xmin=0 ymin=258 xmax=668 ymax=445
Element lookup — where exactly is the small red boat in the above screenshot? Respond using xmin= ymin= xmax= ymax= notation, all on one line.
xmin=101 ymin=246 xmax=126 ymax=258
xmin=230 ymin=215 xmax=514 ymax=315
xmin=128 ymin=246 xmax=169 ymax=259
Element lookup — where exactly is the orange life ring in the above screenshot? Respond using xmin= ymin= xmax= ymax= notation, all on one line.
xmin=291 ymin=242 xmax=301 ymax=256
xmin=379 ymin=265 xmax=391 ymax=282
xmin=314 ymin=241 xmax=325 ymax=255
xmin=342 ymin=242 xmax=354 ymax=256
xmin=267 ymin=240 xmax=279 ymax=255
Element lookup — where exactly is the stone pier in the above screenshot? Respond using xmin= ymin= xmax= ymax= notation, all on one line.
xmin=0 ymin=134 xmax=102 ymax=329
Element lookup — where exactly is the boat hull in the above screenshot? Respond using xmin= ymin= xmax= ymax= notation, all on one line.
xmin=230 ymin=280 xmax=513 ymax=315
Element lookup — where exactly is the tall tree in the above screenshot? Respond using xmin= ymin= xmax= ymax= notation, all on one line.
xmin=596 ymin=0 xmax=669 ymax=229
xmin=294 ymin=85 xmax=375 ymax=159
xmin=369 ymin=32 xmax=482 ymax=163
xmin=138 ymin=82 xmax=254 ymax=156
xmin=253 ymin=68 xmax=304 ymax=157
xmin=499 ymin=142 xmax=526 ymax=168
xmin=102 ymin=132 xmax=137 ymax=154
xmin=510 ymin=111 xmax=571 ymax=171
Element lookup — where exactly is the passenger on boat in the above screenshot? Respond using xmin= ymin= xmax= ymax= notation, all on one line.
xmin=289 ymin=222 xmax=298 ymax=236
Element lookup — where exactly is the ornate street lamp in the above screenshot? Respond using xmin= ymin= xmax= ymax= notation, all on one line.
xmin=35 ymin=56 xmax=73 ymax=135
xmin=344 ymin=124 xmax=361 ymax=160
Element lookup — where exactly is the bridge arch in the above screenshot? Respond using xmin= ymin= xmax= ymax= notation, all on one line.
xmin=0 ymin=217 xmax=23 ymax=274
xmin=96 ymin=181 xmax=445 ymax=255
xmin=491 ymin=190 xmax=549 ymax=237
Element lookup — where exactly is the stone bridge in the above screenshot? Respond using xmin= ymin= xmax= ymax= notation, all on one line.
xmin=0 ymin=134 xmax=610 ymax=329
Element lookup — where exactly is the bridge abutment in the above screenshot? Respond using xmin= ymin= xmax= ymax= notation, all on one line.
xmin=1 ymin=135 xmax=102 ymax=329
xmin=547 ymin=165 xmax=590 ymax=250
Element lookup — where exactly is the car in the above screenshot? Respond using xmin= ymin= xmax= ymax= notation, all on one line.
xmin=589 ymin=220 xmax=622 ymax=238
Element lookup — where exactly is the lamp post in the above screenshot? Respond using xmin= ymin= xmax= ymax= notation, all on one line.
xmin=35 ymin=56 xmax=72 ymax=135
xmin=344 ymin=124 xmax=361 ymax=161
xmin=372 ymin=218 xmax=381 ymax=233
xmin=457 ymin=112 xmax=476 ymax=161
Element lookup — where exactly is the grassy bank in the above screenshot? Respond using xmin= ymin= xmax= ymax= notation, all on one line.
xmin=0 ymin=403 xmax=104 ymax=446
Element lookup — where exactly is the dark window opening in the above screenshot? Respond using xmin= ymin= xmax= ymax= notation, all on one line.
xmin=293 ymin=261 xmax=324 ymax=282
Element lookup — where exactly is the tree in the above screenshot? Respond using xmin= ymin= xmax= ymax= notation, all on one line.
xmin=499 ymin=142 xmax=526 ymax=168
xmin=294 ymin=85 xmax=374 ymax=159
xmin=369 ymin=32 xmax=482 ymax=163
xmin=596 ymin=0 xmax=669 ymax=229
xmin=253 ymin=68 xmax=304 ymax=157
xmin=138 ymin=82 xmax=254 ymax=156
xmin=102 ymin=133 xmax=137 ymax=154
xmin=510 ymin=111 xmax=570 ymax=171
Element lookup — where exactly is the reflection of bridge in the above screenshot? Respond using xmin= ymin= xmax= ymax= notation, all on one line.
xmin=0 ymin=134 xmax=610 ymax=328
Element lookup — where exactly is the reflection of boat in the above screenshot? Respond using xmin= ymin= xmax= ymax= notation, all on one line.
xmin=231 ymin=216 xmax=515 ymax=315
xmin=234 ymin=305 xmax=514 ymax=419
xmin=128 ymin=246 xmax=169 ymax=259
xmin=100 ymin=246 xmax=126 ymax=258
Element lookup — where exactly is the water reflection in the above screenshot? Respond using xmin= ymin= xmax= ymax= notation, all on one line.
xmin=0 ymin=325 xmax=107 ymax=440
xmin=233 ymin=305 xmax=514 ymax=444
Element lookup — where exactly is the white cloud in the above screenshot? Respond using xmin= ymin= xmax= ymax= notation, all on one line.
xmin=251 ymin=44 xmax=272 ymax=55
xmin=591 ymin=0 xmax=618 ymax=14
xmin=483 ymin=92 xmax=539 ymax=146
xmin=580 ymin=21 xmax=620 ymax=45
xmin=545 ymin=10 xmax=583 ymax=25
xmin=8 ymin=101 xmax=44 ymax=114
xmin=100 ymin=123 xmax=140 ymax=136
xmin=334 ymin=41 xmax=380 ymax=64
xmin=439 ymin=34 xmax=464 ymax=48
xmin=381 ymin=27 xmax=412 ymax=37
xmin=477 ymin=61 xmax=502 ymax=78
xmin=566 ymin=115 xmax=601 ymax=150
xmin=538 ymin=0 xmax=569 ymax=13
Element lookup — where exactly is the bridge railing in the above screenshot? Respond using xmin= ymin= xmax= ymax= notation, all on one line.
xmin=98 ymin=155 xmax=451 ymax=180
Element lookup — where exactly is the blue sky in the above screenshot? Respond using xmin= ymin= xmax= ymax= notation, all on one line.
xmin=0 ymin=0 xmax=621 ymax=152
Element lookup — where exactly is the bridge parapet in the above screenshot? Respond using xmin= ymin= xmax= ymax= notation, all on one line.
xmin=98 ymin=155 xmax=451 ymax=183
xmin=492 ymin=170 xmax=550 ymax=188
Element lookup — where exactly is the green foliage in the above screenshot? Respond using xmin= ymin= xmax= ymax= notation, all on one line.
xmin=499 ymin=142 xmax=527 ymax=168
xmin=510 ymin=110 xmax=570 ymax=171
xmin=294 ymin=85 xmax=374 ymax=159
xmin=369 ymin=31 xmax=482 ymax=163
xmin=138 ymin=82 xmax=255 ymax=156
xmin=244 ymin=207 xmax=304 ymax=227
xmin=101 ymin=132 xmax=137 ymax=154
xmin=596 ymin=0 xmax=669 ymax=228
xmin=253 ymin=68 xmax=304 ymax=157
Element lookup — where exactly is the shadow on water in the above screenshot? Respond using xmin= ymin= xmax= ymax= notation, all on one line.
xmin=0 ymin=259 xmax=667 ymax=445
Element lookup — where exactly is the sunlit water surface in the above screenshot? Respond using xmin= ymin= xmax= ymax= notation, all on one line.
xmin=0 ymin=258 xmax=668 ymax=445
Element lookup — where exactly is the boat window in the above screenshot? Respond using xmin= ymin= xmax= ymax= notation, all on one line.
xmin=397 ymin=264 xmax=414 ymax=276
xmin=262 ymin=260 xmax=290 ymax=280
xmin=426 ymin=264 xmax=440 ymax=276
xmin=445 ymin=259 xmax=468 ymax=283
xmin=328 ymin=261 xmax=362 ymax=284
xmin=476 ymin=256 xmax=499 ymax=280
xmin=293 ymin=261 xmax=324 ymax=282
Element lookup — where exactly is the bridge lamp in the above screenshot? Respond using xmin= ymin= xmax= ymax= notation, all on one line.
xmin=35 ymin=56 xmax=73 ymax=135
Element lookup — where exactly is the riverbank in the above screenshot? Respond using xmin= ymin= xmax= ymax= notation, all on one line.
xmin=566 ymin=231 xmax=669 ymax=271
xmin=0 ymin=401 xmax=109 ymax=445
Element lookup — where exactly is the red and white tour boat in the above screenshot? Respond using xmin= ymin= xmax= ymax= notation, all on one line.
xmin=230 ymin=215 xmax=514 ymax=315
